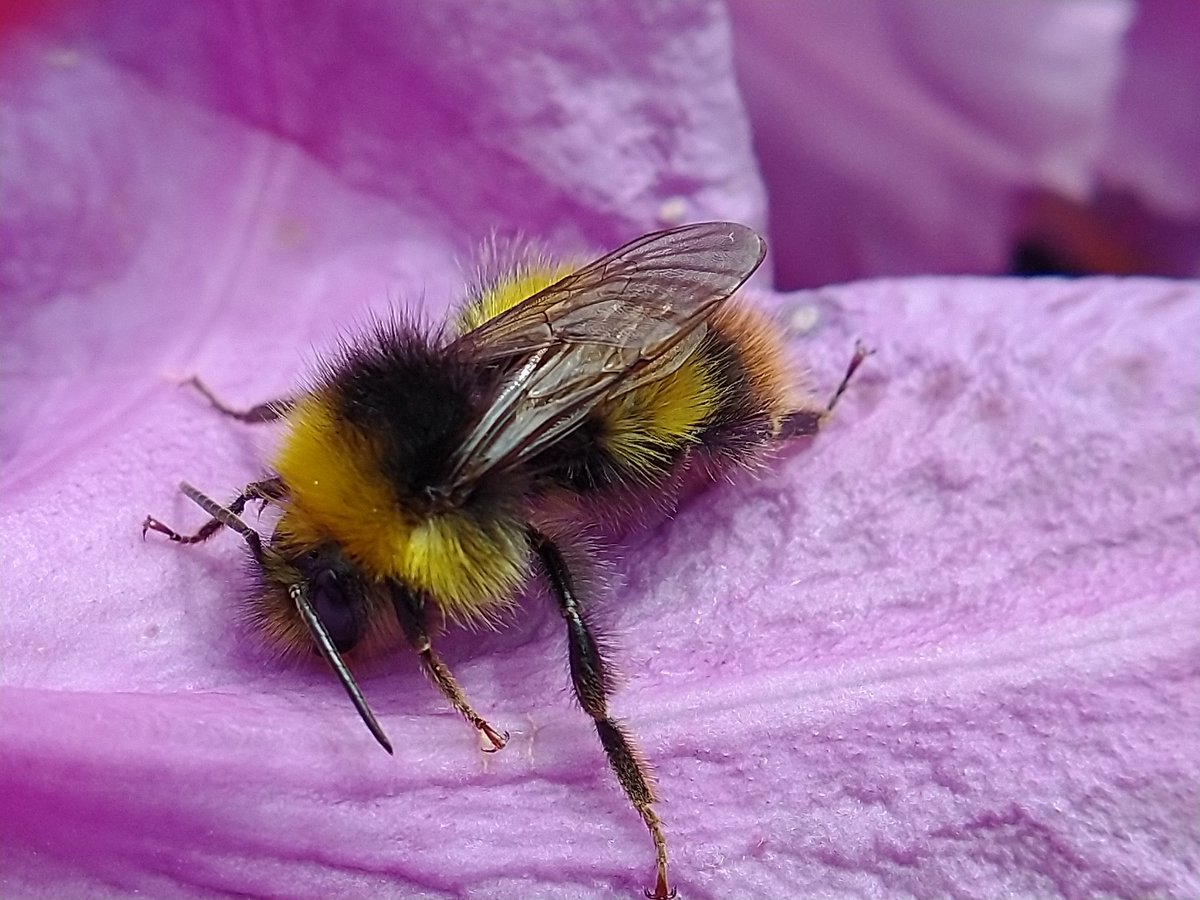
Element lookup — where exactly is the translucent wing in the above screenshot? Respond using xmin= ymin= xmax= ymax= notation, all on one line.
xmin=445 ymin=221 xmax=766 ymax=489
xmin=456 ymin=221 xmax=765 ymax=359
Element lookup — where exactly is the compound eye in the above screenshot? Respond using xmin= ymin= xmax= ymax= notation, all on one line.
xmin=311 ymin=568 xmax=360 ymax=652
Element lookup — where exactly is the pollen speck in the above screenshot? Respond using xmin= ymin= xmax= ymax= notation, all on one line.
xmin=788 ymin=304 xmax=820 ymax=334
xmin=658 ymin=197 xmax=687 ymax=225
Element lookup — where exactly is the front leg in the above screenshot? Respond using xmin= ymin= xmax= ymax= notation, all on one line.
xmin=389 ymin=584 xmax=508 ymax=751
xmin=143 ymin=477 xmax=286 ymax=544
xmin=528 ymin=528 xmax=674 ymax=900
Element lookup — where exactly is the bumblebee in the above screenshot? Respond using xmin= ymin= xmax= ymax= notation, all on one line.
xmin=144 ymin=222 xmax=868 ymax=899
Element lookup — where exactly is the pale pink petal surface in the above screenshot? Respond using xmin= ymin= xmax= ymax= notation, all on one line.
xmin=730 ymin=0 xmax=1200 ymax=285
xmin=3 ymin=3 xmax=1198 ymax=899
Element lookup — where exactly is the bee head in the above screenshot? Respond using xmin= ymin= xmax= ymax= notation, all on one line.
xmin=289 ymin=544 xmax=369 ymax=653
xmin=157 ymin=483 xmax=395 ymax=753
xmin=253 ymin=543 xmax=361 ymax=653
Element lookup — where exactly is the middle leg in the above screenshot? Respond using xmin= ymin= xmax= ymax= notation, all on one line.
xmin=528 ymin=527 xmax=674 ymax=900
xmin=184 ymin=376 xmax=296 ymax=423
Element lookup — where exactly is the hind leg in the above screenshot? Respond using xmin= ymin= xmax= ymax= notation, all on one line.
xmin=779 ymin=340 xmax=872 ymax=438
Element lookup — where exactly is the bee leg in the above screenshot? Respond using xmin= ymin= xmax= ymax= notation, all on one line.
xmin=824 ymin=340 xmax=873 ymax=414
xmin=141 ymin=482 xmax=267 ymax=562
xmin=183 ymin=376 xmax=295 ymax=423
xmin=778 ymin=340 xmax=873 ymax=439
xmin=528 ymin=528 xmax=674 ymax=900
xmin=777 ymin=409 xmax=822 ymax=440
xmin=389 ymin=585 xmax=509 ymax=752
xmin=143 ymin=477 xmax=286 ymax=544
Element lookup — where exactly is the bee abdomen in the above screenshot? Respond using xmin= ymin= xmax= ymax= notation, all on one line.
xmin=543 ymin=302 xmax=803 ymax=493
xmin=692 ymin=302 xmax=801 ymax=469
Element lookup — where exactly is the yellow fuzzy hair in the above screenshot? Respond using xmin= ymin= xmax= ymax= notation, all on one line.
xmin=456 ymin=260 xmax=577 ymax=333
xmin=272 ymin=393 xmax=528 ymax=616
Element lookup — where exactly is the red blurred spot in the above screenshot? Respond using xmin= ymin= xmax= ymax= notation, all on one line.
xmin=0 ymin=0 xmax=65 ymax=43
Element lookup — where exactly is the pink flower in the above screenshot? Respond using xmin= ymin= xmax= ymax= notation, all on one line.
xmin=3 ymin=2 xmax=1197 ymax=897
xmin=731 ymin=0 xmax=1200 ymax=285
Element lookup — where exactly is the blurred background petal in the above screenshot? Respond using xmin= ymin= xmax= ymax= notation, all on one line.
xmin=730 ymin=0 xmax=1200 ymax=285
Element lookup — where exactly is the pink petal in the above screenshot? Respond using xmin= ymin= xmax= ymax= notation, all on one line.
xmin=1101 ymin=0 xmax=1200 ymax=220
xmin=3 ymin=2 xmax=1198 ymax=899
xmin=729 ymin=0 xmax=1134 ymax=287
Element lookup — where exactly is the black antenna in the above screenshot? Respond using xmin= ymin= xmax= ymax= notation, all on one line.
xmin=291 ymin=584 xmax=394 ymax=755
xmin=176 ymin=482 xmax=266 ymax=559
